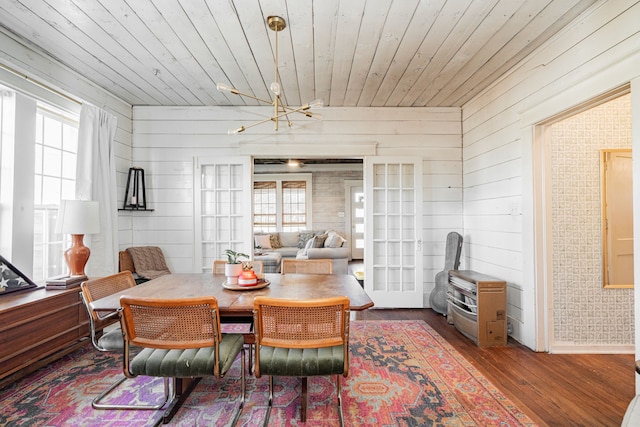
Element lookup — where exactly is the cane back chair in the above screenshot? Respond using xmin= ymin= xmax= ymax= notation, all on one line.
xmin=253 ymin=296 xmax=350 ymax=426
xmin=119 ymin=296 xmax=246 ymax=425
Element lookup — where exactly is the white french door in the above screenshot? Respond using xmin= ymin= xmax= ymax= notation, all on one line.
xmin=364 ymin=157 xmax=423 ymax=307
xmin=194 ymin=156 xmax=253 ymax=272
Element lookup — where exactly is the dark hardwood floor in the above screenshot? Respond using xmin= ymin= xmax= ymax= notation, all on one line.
xmin=355 ymin=307 xmax=635 ymax=426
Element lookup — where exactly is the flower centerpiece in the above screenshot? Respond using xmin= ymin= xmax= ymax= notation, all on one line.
xmin=223 ymin=249 xmax=249 ymax=285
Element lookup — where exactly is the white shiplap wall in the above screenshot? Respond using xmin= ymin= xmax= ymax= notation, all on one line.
xmin=461 ymin=0 xmax=640 ymax=350
xmin=132 ymin=106 xmax=462 ymax=303
xmin=0 ymin=29 xmax=133 ymax=268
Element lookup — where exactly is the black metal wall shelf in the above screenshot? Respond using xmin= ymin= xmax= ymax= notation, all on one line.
xmin=121 ymin=167 xmax=153 ymax=211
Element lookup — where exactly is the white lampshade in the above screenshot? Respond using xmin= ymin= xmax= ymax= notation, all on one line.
xmin=55 ymin=200 xmax=100 ymax=235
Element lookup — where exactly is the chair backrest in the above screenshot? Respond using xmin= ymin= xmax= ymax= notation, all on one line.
xmin=119 ymin=251 xmax=135 ymax=273
xmin=81 ymin=271 xmax=136 ymax=325
xmin=253 ymin=296 xmax=350 ymax=375
xmin=213 ymin=259 xmax=264 ymax=275
xmin=213 ymin=260 xmax=227 ymax=274
xmin=281 ymin=259 xmax=332 ymax=274
xmin=119 ymin=296 xmax=222 ymax=350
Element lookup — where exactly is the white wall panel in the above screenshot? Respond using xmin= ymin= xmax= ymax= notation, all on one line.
xmin=132 ymin=105 xmax=462 ymax=294
xmin=462 ymin=0 xmax=640 ymax=349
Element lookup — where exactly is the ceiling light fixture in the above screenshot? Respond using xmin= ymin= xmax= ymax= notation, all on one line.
xmin=217 ymin=16 xmax=323 ymax=134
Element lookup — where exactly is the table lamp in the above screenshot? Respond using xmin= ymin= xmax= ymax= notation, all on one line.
xmin=55 ymin=200 xmax=100 ymax=277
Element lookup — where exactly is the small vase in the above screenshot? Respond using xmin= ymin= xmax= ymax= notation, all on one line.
xmin=225 ymin=263 xmax=243 ymax=285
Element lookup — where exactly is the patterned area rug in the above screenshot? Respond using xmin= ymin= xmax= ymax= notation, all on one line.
xmin=0 ymin=320 xmax=536 ymax=426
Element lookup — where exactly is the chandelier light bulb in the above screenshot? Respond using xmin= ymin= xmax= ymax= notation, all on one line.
xmin=217 ymin=83 xmax=231 ymax=92
xmin=309 ymin=99 xmax=324 ymax=109
xmin=228 ymin=126 xmax=245 ymax=135
xmin=270 ymin=82 xmax=281 ymax=95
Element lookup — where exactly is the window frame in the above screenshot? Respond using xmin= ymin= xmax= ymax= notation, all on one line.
xmin=253 ymin=173 xmax=312 ymax=232
xmin=0 ymin=81 xmax=80 ymax=280
xmin=32 ymin=104 xmax=79 ymax=281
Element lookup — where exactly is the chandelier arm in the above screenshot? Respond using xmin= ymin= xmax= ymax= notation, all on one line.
xmin=225 ymin=89 xmax=274 ymax=106
xmin=277 ymin=104 xmax=315 ymax=116
xmin=231 ymin=116 xmax=279 ymax=134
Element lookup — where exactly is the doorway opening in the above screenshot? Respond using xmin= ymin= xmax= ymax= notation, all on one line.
xmin=252 ymin=158 xmax=364 ymax=278
xmin=533 ymin=85 xmax=632 ymax=352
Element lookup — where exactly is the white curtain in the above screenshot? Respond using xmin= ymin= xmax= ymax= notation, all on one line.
xmin=76 ymin=103 xmax=118 ymax=276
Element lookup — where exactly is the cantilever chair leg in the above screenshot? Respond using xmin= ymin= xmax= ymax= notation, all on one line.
xmin=263 ymin=375 xmax=343 ymax=427
xmin=228 ymin=348 xmax=246 ymax=427
xmin=336 ymin=375 xmax=344 ymax=427
xmin=92 ymin=376 xmax=171 ymax=410
xmin=263 ymin=376 xmax=274 ymax=427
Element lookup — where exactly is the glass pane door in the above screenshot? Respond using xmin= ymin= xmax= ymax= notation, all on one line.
xmin=194 ymin=156 xmax=252 ymax=272
xmin=365 ymin=157 xmax=423 ymax=307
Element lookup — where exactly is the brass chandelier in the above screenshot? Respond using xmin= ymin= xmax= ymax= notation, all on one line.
xmin=217 ymin=16 xmax=323 ymax=134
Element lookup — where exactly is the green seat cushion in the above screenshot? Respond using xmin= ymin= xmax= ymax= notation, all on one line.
xmin=97 ymin=327 xmax=125 ymax=351
xmin=130 ymin=333 xmax=244 ymax=378
xmin=258 ymin=345 xmax=344 ymax=377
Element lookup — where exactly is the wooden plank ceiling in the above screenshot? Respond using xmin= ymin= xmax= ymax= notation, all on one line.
xmin=0 ymin=0 xmax=597 ymax=108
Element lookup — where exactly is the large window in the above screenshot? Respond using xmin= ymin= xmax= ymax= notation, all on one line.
xmin=33 ymin=105 xmax=79 ymax=280
xmin=253 ymin=174 xmax=312 ymax=232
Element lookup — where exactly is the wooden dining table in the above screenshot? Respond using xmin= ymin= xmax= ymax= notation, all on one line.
xmin=90 ymin=272 xmax=374 ymax=316
xmin=90 ymin=272 xmax=372 ymax=424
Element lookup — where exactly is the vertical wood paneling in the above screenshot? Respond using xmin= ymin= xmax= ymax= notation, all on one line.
xmin=461 ymin=0 xmax=640 ymax=349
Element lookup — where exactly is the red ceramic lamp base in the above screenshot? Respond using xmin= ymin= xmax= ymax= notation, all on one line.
xmin=64 ymin=234 xmax=90 ymax=276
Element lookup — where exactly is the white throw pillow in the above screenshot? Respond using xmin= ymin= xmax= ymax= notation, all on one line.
xmin=324 ymin=231 xmax=346 ymax=248
xmin=305 ymin=236 xmax=316 ymax=250
xmin=301 ymin=236 xmax=315 ymax=256
xmin=254 ymin=234 xmax=272 ymax=249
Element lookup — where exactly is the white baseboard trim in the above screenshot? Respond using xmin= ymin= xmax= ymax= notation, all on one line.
xmin=549 ymin=343 xmax=635 ymax=354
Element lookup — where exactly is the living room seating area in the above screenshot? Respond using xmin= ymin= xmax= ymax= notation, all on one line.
xmin=254 ymin=230 xmax=349 ymax=274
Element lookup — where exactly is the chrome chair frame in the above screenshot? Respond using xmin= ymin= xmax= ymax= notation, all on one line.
xmin=80 ymin=271 xmax=167 ymax=410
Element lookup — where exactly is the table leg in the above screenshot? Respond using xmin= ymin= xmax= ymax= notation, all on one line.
xmin=161 ymin=377 xmax=201 ymax=424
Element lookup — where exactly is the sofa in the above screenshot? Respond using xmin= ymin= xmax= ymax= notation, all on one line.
xmin=254 ymin=230 xmax=349 ymax=274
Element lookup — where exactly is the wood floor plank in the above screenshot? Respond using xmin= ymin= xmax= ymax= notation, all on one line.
xmin=356 ymin=307 xmax=635 ymax=426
